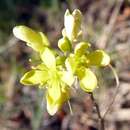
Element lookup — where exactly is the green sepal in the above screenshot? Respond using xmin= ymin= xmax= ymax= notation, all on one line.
xmin=20 ymin=70 xmax=48 ymax=86
xmin=87 ymin=50 xmax=110 ymax=66
xmin=13 ymin=26 xmax=49 ymax=52
xmin=58 ymin=37 xmax=72 ymax=53
xmin=77 ymin=67 xmax=97 ymax=92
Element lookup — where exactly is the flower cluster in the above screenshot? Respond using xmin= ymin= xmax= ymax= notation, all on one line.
xmin=13 ymin=9 xmax=110 ymax=115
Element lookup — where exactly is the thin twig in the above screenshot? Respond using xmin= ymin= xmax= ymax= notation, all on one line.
xmin=90 ymin=93 xmax=105 ymax=130
xmin=68 ymin=100 xmax=73 ymax=115
xmin=90 ymin=64 xmax=119 ymax=130
xmin=103 ymin=64 xmax=120 ymax=119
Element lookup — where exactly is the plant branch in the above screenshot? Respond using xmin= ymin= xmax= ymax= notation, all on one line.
xmin=90 ymin=93 xmax=105 ymax=130
xmin=89 ymin=64 xmax=119 ymax=130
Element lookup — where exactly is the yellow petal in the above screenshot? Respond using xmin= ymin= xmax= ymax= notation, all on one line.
xmin=20 ymin=70 xmax=48 ymax=86
xmin=46 ymin=93 xmax=59 ymax=115
xmin=13 ymin=26 xmax=49 ymax=52
xmin=46 ymin=86 xmax=70 ymax=115
xmin=65 ymin=54 xmax=77 ymax=74
xmin=77 ymin=67 xmax=97 ymax=92
xmin=47 ymin=81 xmax=61 ymax=101
xmin=61 ymin=71 xmax=75 ymax=86
xmin=87 ymin=50 xmax=110 ymax=66
xmin=39 ymin=32 xmax=50 ymax=46
xmin=64 ymin=9 xmax=74 ymax=41
xmin=40 ymin=48 xmax=56 ymax=68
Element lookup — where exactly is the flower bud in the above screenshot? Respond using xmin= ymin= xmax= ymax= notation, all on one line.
xmin=58 ymin=37 xmax=72 ymax=53
xmin=64 ymin=9 xmax=82 ymax=42
xmin=74 ymin=41 xmax=91 ymax=55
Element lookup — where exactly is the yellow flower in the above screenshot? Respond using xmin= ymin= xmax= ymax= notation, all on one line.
xmin=13 ymin=9 xmax=110 ymax=115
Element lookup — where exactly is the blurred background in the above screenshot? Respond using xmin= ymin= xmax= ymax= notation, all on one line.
xmin=0 ymin=0 xmax=130 ymax=130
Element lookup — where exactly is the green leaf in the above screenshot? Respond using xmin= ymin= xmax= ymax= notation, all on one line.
xmin=58 ymin=37 xmax=72 ymax=53
xmin=77 ymin=67 xmax=97 ymax=92
xmin=20 ymin=70 xmax=48 ymax=86
xmin=40 ymin=48 xmax=56 ymax=68
xmin=61 ymin=71 xmax=75 ymax=86
xmin=87 ymin=50 xmax=110 ymax=66
xmin=13 ymin=26 xmax=46 ymax=52
xmin=74 ymin=41 xmax=90 ymax=55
